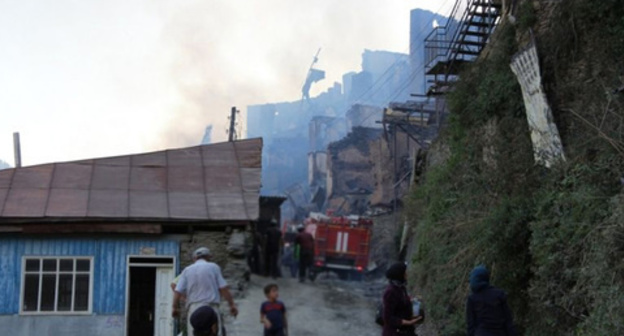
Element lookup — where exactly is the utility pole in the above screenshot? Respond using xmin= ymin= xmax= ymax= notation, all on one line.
xmin=228 ymin=106 xmax=238 ymax=142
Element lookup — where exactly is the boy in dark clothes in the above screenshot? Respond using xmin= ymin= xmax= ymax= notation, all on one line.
xmin=260 ymin=284 xmax=288 ymax=336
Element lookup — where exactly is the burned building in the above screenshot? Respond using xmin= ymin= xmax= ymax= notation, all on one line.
xmin=247 ymin=49 xmax=415 ymax=222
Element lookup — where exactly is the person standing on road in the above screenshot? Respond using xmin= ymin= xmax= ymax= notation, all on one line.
xmin=382 ymin=262 xmax=423 ymax=336
xmin=294 ymin=224 xmax=314 ymax=283
xmin=172 ymin=247 xmax=238 ymax=336
xmin=260 ymin=283 xmax=288 ymax=336
xmin=281 ymin=243 xmax=298 ymax=278
xmin=466 ymin=265 xmax=517 ymax=336
xmin=265 ymin=220 xmax=283 ymax=278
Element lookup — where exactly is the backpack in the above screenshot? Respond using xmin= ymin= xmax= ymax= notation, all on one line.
xmin=375 ymin=302 xmax=384 ymax=326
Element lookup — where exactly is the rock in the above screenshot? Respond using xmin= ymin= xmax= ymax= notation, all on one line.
xmin=227 ymin=231 xmax=247 ymax=258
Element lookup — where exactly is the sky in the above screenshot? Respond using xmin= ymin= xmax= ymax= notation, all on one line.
xmin=0 ymin=0 xmax=453 ymax=166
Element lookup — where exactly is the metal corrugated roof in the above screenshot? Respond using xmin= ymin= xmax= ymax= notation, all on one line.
xmin=0 ymin=138 xmax=262 ymax=222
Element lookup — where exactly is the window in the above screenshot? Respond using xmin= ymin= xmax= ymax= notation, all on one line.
xmin=21 ymin=257 xmax=93 ymax=314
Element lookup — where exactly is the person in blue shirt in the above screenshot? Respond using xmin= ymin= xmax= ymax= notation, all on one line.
xmin=466 ymin=265 xmax=517 ymax=336
xmin=260 ymin=283 xmax=288 ymax=336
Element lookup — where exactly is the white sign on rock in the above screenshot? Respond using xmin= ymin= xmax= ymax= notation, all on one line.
xmin=510 ymin=39 xmax=565 ymax=168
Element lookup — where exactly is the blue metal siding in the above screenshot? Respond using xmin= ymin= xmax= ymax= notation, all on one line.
xmin=0 ymin=237 xmax=179 ymax=315
xmin=0 ymin=239 xmax=21 ymax=314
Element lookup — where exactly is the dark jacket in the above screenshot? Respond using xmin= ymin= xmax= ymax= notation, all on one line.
xmin=466 ymin=286 xmax=516 ymax=336
xmin=382 ymin=283 xmax=414 ymax=336
xmin=294 ymin=231 xmax=314 ymax=252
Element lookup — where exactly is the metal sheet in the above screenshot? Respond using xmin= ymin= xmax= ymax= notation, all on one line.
xmin=168 ymin=166 xmax=203 ymax=191
xmin=0 ymin=237 xmax=179 ymax=315
xmin=0 ymin=169 xmax=15 ymax=188
xmin=2 ymin=188 xmax=48 ymax=217
xmin=91 ymin=165 xmax=131 ymax=190
xmin=130 ymin=166 xmax=166 ymax=191
xmin=51 ymin=163 xmax=92 ymax=189
xmin=169 ymin=191 xmax=208 ymax=219
xmin=204 ymin=168 xmax=241 ymax=192
xmin=46 ymin=189 xmax=89 ymax=217
xmin=131 ymin=151 xmax=166 ymax=167
xmin=167 ymin=147 xmax=202 ymax=167
xmin=88 ymin=190 xmax=129 ymax=217
xmin=0 ymin=138 xmax=262 ymax=222
xmin=129 ymin=191 xmax=168 ymax=218
xmin=12 ymin=165 xmax=53 ymax=188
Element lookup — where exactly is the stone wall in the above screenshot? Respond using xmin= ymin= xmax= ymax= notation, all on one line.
xmin=179 ymin=228 xmax=251 ymax=298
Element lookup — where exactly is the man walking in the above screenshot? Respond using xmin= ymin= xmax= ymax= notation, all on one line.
xmin=294 ymin=224 xmax=314 ymax=283
xmin=172 ymin=247 xmax=238 ymax=335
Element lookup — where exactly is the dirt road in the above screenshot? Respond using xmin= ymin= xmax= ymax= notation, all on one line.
xmin=223 ymin=274 xmax=382 ymax=336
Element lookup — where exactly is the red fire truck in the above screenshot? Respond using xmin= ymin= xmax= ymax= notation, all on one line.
xmin=305 ymin=212 xmax=373 ymax=281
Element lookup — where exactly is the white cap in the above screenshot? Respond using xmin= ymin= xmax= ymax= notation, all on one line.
xmin=193 ymin=247 xmax=211 ymax=258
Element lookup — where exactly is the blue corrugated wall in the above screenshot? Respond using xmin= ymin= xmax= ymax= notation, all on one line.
xmin=0 ymin=237 xmax=179 ymax=315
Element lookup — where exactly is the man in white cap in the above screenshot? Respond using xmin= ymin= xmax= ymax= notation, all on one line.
xmin=172 ymin=247 xmax=238 ymax=335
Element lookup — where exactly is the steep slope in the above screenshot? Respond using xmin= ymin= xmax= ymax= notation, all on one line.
xmin=406 ymin=1 xmax=624 ymax=335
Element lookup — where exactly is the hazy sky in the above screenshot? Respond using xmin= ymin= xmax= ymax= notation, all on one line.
xmin=0 ymin=0 xmax=452 ymax=166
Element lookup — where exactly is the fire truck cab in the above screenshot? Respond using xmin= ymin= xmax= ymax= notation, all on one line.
xmin=305 ymin=212 xmax=373 ymax=281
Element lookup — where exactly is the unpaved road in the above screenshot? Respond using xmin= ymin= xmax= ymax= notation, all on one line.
xmin=223 ymin=274 xmax=382 ymax=336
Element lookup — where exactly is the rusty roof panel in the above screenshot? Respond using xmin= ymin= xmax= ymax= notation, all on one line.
xmin=130 ymin=167 xmax=166 ymax=191
xmin=237 ymin=149 xmax=262 ymax=168
xmin=244 ymin=193 xmax=260 ymax=219
xmin=202 ymin=147 xmax=238 ymax=166
xmin=91 ymin=165 xmax=131 ymax=190
xmin=0 ymin=170 xmax=14 ymax=188
xmin=0 ymin=188 xmax=7 ymax=214
xmin=88 ymin=190 xmax=129 ymax=217
xmin=129 ymin=191 xmax=168 ymax=218
xmin=0 ymin=138 xmax=262 ymax=222
xmin=168 ymin=147 xmax=202 ymax=167
xmin=207 ymin=193 xmax=246 ymax=220
xmin=169 ymin=192 xmax=208 ymax=219
xmin=12 ymin=165 xmax=53 ymax=188
xmin=95 ymin=156 xmax=131 ymax=166
xmin=46 ymin=189 xmax=89 ymax=217
xmin=204 ymin=168 xmax=241 ymax=193
xmin=2 ymin=188 xmax=48 ymax=217
xmin=131 ymin=152 xmax=166 ymax=167
xmin=51 ymin=163 xmax=92 ymax=189
xmin=235 ymin=139 xmax=261 ymax=151
xmin=240 ymin=168 xmax=262 ymax=192
xmin=168 ymin=166 xmax=203 ymax=192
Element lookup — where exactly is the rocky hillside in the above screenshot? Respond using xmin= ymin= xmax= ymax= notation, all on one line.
xmin=406 ymin=1 xmax=624 ymax=335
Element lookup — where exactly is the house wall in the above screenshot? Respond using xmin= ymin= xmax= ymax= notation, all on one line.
xmin=0 ymin=236 xmax=179 ymax=336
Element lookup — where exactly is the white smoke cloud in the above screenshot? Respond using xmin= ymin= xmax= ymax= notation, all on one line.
xmin=0 ymin=0 xmax=440 ymax=165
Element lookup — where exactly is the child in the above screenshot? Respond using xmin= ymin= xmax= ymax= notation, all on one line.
xmin=260 ymin=284 xmax=288 ymax=336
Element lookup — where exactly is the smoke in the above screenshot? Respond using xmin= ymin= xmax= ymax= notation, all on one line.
xmin=150 ymin=0 xmax=418 ymax=149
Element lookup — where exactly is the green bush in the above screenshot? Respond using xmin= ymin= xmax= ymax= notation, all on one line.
xmin=407 ymin=1 xmax=624 ymax=334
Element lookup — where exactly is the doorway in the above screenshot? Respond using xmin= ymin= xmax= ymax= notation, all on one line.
xmin=126 ymin=256 xmax=175 ymax=336
xmin=128 ymin=267 xmax=156 ymax=336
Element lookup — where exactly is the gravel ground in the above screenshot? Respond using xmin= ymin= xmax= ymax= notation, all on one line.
xmin=223 ymin=273 xmax=382 ymax=336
